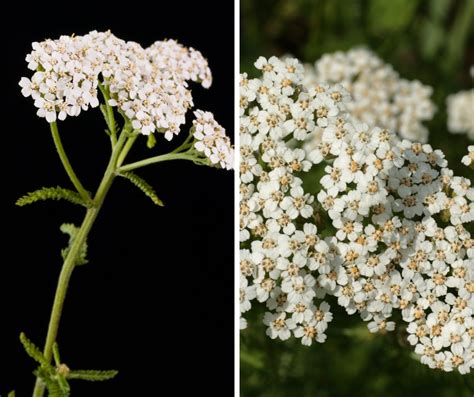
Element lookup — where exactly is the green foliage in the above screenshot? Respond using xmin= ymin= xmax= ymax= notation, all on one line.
xmin=8 ymin=391 xmax=15 ymax=397
xmin=420 ymin=0 xmax=451 ymax=60
xmin=60 ymin=223 xmax=88 ymax=266
xmin=34 ymin=369 xmax=68 ymax=397
xmin=241 ymin=306 xmax=474 ymax=397
xmin=19 ymin=333 xmax=50 ymax=367
xmin=119 ymin=171 xmax=164 ymax=206
xmin=16 ymin=187 xmax=89 ymax=208
xmin=56 ymin=375 xmax=71 ymax=396
xmin=20 ymin=333 xmax=66 ymax=396
xmin=368 ymin=0 xmax=420 ymax=33
xmin=20 ymin=333 xmax=118 ymax=396
xmin=67 ymin=370 xmax=118 ymax=381
xmin=35 ymin=365 xmax=70 ymax=397
xmin=444 ymin=0 xmax=474 ymax=72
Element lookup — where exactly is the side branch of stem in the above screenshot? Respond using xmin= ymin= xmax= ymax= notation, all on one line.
xmin=50 ymin=122 xmax=91 ymax=203
xmin=118 ymin=152 xmax=204 ymax=172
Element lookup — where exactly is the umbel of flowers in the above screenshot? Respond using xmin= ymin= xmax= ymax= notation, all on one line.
xmin=303 ymin=48 xmax=436 ymax=143
xmin=240 ymin=56 xmax=473 ymax=374
xmin=17 ymin=30 xmax=233 ymax=397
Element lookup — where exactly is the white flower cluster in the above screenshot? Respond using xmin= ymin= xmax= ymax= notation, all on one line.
xmin=462 ymin=146 xmax=474 ymax=167
xmin=303 ymin=48 xmax=436 ymax=143
xmin=446 ymin=88 xmax=474 ymax=139
xmin=192 ymin=110 xmax=234 ymax=170
xmin=239 ymin=56 xmax=347 ymax=345
xmin=19 ymin=31 xmax=213 ymax=140
xmin=240 ymin=56 xmax=474 ymax=374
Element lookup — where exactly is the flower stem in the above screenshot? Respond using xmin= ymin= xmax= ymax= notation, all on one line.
xmin=50 ymin=122 xmax=91 ymax=203
xmin=118 ymin=152 xmax=204 ymax=172
xmin=98 ymin=83 xmax=117 ymax=146
xmin=171 ymin=131 xmax=194 ymax=154
xmin=116 ymin=134 xmax=138 ymax=168
xmin=32 ymin=132 xmax=128 ymax=397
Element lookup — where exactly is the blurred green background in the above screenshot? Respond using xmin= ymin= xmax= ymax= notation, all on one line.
xmin=240 ymin=1 xmax=474 ymax=396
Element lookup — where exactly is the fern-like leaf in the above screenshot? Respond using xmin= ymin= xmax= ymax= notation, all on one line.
xmin=60 ymin=224 xmax=88 ymax=265
xmin=16 ymin=187 xmax=89 ymax=207
xmin=119 ymin=172 xmax=164 ymax=206
xmin=68 ymin=369 xmax=118 ymax=381
xmin=57 ymin=375 xmax=71 ymax=395
xmin=19 ymin=333 xmax=50 ymax=367
xmin=44 ymin=379 xmax=66 ymax=397
xmin=35 ymin=367 xmax=70 ymax=397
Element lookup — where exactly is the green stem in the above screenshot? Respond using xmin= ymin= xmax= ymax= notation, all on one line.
xmin=32 ymin=132 xmax=128 ymax=397
xmin=50 ymin=122 xmax=91 ymax=203
xmin=118 ymin=152 xmax=204 ymax=173
xmin=116 ymin=134 xmax=138 ymax=168
xmin=98 ymin=83 xmax=117 ymax=146
xmin=171 ymin=131 xmax=194 ymax=154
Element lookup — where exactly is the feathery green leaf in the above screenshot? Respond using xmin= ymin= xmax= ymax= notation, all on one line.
xmin=57 ymin=375 xmax=71 ymax=395
xmin=19 ymin=333 xmax=49 ymax=367
xmin=44 ymin=379 xmax=66 ymax=397
xmin=35 ymin=366 xmax=70 ymax=397
xmin=68 ymin=369 xmax=118 ymax=381
xmin=16 ymin=187 xmax=89 ymax=207
xmin=60 ymin=224 xmax=88 ymax=265
xmin=119 ymin=172 xmax=164 ymax=206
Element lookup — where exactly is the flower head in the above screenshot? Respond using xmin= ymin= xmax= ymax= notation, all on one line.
xmin=304 ymin=48 xmax=436 ymax=142
xmin=20 ymin=31 xmax=215 ymax=140
xmin=192 ymin=110 xmax=234 ymax=170
xmin=240 ymin=55 xmax=473 ymax=375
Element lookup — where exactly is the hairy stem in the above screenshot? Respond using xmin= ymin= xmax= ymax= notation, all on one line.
xmin=50 ymin=122 xmax=91 ymax=203
xmin=32 ymin=132 xmax=127 ymax=397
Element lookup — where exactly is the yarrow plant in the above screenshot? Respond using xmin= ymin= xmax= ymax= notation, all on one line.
xmin=240 ymin=56 xmax=473 ymax=374
xmin=303 ymin=48 xmax=436 ymax=143
xmin=16 ymin=30 xmax=233 ymax=397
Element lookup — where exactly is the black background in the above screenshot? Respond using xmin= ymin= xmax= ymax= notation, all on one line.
xmin=2 ymin=2 xmax=234 ymax=395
